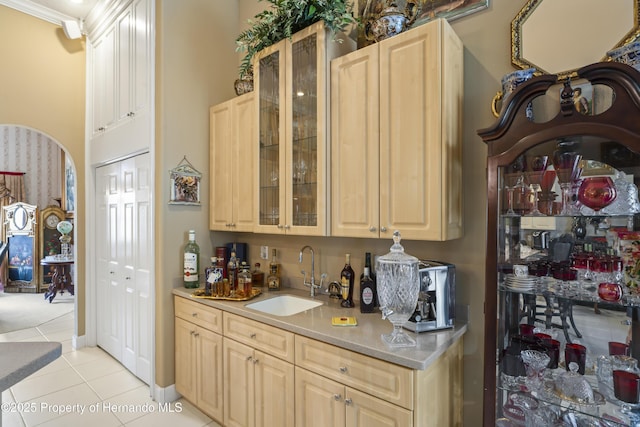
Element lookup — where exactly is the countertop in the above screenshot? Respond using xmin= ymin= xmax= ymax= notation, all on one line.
xmin=0 ymin=342 xmax=62 ymax=391
xmin=173 ymin=287 xmax=467 ymax=370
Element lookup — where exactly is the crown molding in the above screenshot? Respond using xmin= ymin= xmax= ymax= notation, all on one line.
xmin=0 ymin=0 xmax=75 ymax=25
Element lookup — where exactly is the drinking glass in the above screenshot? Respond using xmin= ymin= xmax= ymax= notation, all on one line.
xmin=578 ymin=177 xmax=617 ymax=212
xmin=376 ymin=231 xmax=420 ymax=348
xmin=565 ymin=343 xmax=587 ymax=375
xmin=524 ymin=155 xmax=549 ymax=216
xmin=552 ymin=149 xmax=582 ymax=215
xmin=504 ymin=156 xmax=527 ymax=216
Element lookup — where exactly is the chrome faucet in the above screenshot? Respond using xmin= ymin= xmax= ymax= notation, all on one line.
xmin=299 ymin=245 xmax=326 ymax=297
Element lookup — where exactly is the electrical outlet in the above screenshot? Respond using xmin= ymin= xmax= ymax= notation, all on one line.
xmin=260 ymin=246 xmax=269 ymax=260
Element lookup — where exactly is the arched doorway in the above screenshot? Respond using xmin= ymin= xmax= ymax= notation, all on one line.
xmin=0 ymin=125 xmax=78 ymax=337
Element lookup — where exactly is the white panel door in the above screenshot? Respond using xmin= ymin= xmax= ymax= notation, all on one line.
xmin=96 ymin=153 xmax=152 ymax=384
xmin=96 ymin=161 xmax=123 ymax=360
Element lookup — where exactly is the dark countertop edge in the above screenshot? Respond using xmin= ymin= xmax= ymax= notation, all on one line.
xmin=0 ymin=341 xmax=62 ymax=391
xmin=173 ymin=287 xmax=467 ymax=371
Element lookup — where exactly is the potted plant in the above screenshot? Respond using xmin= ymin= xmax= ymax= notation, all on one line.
xmin=235 ymin=0 xmax=358 ymax=79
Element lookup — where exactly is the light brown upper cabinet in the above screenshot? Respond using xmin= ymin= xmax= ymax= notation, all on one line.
xmin=210 ymin=93 xmax=255 ymax=232
xmin=331 ymin=18 xmax=463 ymax=241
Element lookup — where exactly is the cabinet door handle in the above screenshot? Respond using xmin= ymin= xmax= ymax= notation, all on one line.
xmin=250 ymin=333 xmax=257 ymax=339
xmin=190 ymin=330 xmax=196 ymax=335
xmin=369 ymin=226 xmax=376 ymax=232
xmin=344 ymin=398 xmax=353 ymax=406
xmin=193 ymin=332 xmax=199 ymax=338
xmin=246 ymin=356 xmax=253 ymax=362
xmin=339 ymin=366 xmax=348 ymax=374
xmin=333 ymin=394 xmax=342 ymax=401
xmin=192 ymin=312 xmax=198 ymax=317
xmin=284 ymin=225 xmax=290 ymax=230
xmin=380 ymin=227 xmax=388 ymax=232
xmin=252 ymin=358 xmax=259 ymax=365
xmin=277 ymin=224 xmax=284 ymax=229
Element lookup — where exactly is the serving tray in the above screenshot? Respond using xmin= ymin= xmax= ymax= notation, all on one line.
xmin=191 ymin=288 xmax=262 ymax=301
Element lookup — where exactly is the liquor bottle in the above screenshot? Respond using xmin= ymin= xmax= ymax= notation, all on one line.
xmin=227 ymin=249 xmax=239 ymax=295
xmin=205 ymin=257 xmax=224 ymax=296
xmin=360 ymin=265 xmax=375 ymax=313
xmin=340 ymin=253 xmax=355 ymax=308
xmin=360 ymin=252 xmax=378 ymax=307
xmin=252 ymin=263 xmax=265 ymax=288
xmin=183 ymin=230 xmax=200 ymax=289
xmin=267 ymin=249 xmax=281 ymax=291
xmin=238 ymin=262 xmax=252 ymax=296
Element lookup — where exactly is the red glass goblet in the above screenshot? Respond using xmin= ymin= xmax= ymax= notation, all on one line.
xmin=578 ymin=177 xmax=617 ymax=212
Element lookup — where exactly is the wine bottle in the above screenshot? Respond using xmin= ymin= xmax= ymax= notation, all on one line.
xmin=340 ymin=253 xmax=355 ymax=308
xmin=360 ymin=266 xmax=375 ymax=313
xmin=267 ymin=249 xmax=281 ymax=291
xmin=183 ymin=230 xmax=200 ymax=289
xmin=360 ymin=252 xmax=378 ymax=307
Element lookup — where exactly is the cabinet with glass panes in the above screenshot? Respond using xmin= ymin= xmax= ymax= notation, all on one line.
xmin=478 ymin=63 xmax=640 ymax=426
xmin=253 ymin=21 xmax=355 ymax=236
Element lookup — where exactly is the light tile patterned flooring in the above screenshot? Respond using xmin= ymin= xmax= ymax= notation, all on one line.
xmin=1 ymin=311 xmax=221 ymax=427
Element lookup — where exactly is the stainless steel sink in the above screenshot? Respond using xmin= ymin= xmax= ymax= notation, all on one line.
xmin=245 ymin=295 xmax=323 ymax=316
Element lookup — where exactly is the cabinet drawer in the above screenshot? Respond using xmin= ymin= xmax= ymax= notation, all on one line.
xmin=223 ymin=313 xmax=294 ymax=363
xmin=295 ymin=336 xmax=413 ymax=410
xmin=174 ymin=296 xmax=222 ymax=333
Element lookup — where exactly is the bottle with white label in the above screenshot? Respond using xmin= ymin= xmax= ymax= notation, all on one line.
xmin=183 ymin=230 xmax=200 ymax=288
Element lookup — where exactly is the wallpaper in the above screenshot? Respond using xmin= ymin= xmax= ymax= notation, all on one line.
xmin=0 ymin=126 xmax=63 ymax=211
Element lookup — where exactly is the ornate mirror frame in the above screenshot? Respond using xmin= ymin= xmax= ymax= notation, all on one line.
xmin=512 ymin=0 xmax=640 ymax=79
xmin=2 ymin=202 xmax=39 ymax=292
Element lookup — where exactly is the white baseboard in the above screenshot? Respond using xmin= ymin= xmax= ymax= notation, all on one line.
xmin=72 ymin=334 xmax=86 ymax=350
xmin=153 ymin=383 xmax=180 ymax=403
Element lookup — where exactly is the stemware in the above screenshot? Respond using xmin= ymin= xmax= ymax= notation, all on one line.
xmin=504 ymin=155 xmax=527 ymax=216
xmin=578 ymin=177 xmax=617 ymax=212
xmin=553 ymin=149 xmax=583 ymax=215
xmin=375 ymin=231 xmax=420 ymax=348
xmin=524 ymin=155 xmax=549 ymax=216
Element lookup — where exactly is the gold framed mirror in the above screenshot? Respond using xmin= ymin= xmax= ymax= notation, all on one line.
xmin=512 ymin=0 xmax=640 ymax=79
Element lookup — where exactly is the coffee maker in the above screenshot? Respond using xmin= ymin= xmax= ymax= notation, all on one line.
xmin=404 ymin=260 xmax=455 ymax=333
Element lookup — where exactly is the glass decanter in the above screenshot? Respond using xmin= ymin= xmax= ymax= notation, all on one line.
xmin=375 ymin=230 xmax=420 ymax=348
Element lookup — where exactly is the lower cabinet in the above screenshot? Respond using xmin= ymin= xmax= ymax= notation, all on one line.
xmin=223 ymin=337 xmax=295 ymax=427
xmin=295 ymin=367 xmax=412 ymax=427
xmin=174 ymin=317 xmax=223 ymax=421
xmin=174 ymin=296 xmax=464 ymax=427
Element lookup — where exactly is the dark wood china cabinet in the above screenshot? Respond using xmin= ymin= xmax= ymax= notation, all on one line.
xmin=478 ymin=62 xmax=640 ymax=426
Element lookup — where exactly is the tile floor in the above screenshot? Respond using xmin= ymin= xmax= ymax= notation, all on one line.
xmin=1 ymin=312 xmax=222 ymax=427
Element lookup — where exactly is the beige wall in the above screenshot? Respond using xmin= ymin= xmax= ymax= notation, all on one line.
xmin=154 ymin=0 xmax=239 ymax=388
xmin=0 ymin=5 xmax=86 ymax=334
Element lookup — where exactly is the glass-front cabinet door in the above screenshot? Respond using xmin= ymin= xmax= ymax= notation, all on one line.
xmin=256 ymin=41 xmax=285 ymax=231
xmin=478 ymin=63 xmax=640 ymax=426
xmin=254 ymin=21 xmax=354 ymax=235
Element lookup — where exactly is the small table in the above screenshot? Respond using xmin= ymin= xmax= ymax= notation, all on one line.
xmin=40 ymin=258 xmax=74 ymax=303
